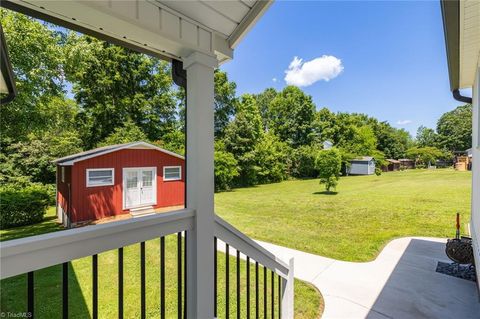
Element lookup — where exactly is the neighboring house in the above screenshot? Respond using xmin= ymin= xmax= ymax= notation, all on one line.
xmin=323 ymin=140 xmax=333 ymax=150
xmin=54 ymin=141 xmax=185 ymax=226
xmin=348 ymin=157 xmax=375 ymax=175
xmin=382 ymin=159 xmax=400 ymax=172
xmin=398 ymin=158 xmax=415 ymax=170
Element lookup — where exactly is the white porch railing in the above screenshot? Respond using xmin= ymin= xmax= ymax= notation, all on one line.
xmin=0 ymin=210 xmax=294 ymax=318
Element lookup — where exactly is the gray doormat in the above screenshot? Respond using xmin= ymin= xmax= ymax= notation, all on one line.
xmin=436 ymin=261 xmax=476 ymax=282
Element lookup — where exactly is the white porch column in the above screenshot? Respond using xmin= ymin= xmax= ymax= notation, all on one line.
xmin=184 ymin=51 xmax=218 ymax=319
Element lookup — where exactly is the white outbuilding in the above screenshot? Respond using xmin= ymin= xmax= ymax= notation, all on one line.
xmin=348 ymin=157 xmax=376 ymax=175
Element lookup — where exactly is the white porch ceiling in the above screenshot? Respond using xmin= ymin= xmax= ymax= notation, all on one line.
xmin=1 ymin=0 xmax=272 ymax=63
xmin=460 ymin=0 xmax=480 ymax=88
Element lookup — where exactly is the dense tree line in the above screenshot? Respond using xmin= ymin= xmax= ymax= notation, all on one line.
xmin=0 ymin=10 xmax=472 ymax=192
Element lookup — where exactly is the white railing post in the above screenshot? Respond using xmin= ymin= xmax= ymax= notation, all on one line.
xmin=281 ymin=258 xmax=295 ymax=319
xmin=183 ymin=51 xmax=218 ymax=319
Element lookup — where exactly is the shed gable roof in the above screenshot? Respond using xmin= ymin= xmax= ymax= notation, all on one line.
xmin=351 ymin=156 xmax=374 ymax=162
xmin=54 ymin=141 xmax=184 ymax=166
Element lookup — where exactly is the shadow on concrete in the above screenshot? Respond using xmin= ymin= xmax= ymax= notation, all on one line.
xmin=366 ymin=238 xmax=480 ymax=319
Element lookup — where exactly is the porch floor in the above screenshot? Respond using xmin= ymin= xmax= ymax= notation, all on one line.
xmin=90 ymin=205 xmax=185 ymax=225
xmin=257 ymin=237 xmax=480 ymax=319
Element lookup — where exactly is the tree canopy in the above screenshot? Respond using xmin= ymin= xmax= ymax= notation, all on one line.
xmin=1 ymin=8 xmax=471 ymax=193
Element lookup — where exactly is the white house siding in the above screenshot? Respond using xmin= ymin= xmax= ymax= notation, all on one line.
xmin=471 ymin=66 xmax=480 ymax=292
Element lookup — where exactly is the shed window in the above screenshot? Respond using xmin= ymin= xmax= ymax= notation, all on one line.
xmin=87 ymin=168 xmax=114 ymax=187
xmin=61 ymin=167 xmax=65 ymax=183
xmin=163 ymin=166 xmax=181 ymax=181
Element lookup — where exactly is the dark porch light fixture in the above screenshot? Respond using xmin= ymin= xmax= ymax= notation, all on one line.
xmin=0 ymin=24 xmax=17 ymax=104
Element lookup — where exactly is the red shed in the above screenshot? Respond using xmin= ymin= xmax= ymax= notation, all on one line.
xmin=54 ymin=141 xmax=185 ymax=226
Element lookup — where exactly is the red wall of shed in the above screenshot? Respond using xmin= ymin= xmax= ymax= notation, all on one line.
xmin=68 ymin=149 xmax=184 ymax=223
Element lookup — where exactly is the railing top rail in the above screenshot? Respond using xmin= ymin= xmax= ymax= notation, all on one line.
xmin=214 ymin=215 xmax=290 ymax=278
xmin=1 ymin=209 xmax=194 ymax=279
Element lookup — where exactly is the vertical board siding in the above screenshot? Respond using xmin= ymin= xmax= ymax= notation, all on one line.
xmin=56 ymin=166 xmax=71 ymax=222
xmin=64 ymin=149 xmax=184 ymax=223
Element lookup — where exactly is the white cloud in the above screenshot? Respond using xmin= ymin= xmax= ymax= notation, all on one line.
xmin=396 ymin=120 xmax=412 ymax=125
xmin=272 ymin=77 xmax=278 ymax=83
xmin=284 ymin=55 xmax=344 ymax=87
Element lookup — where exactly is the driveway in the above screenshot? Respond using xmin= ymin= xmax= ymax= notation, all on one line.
xmin=257 ymin=237 xmax=480 ymax=319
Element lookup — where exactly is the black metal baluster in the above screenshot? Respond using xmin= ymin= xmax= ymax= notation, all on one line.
xmin=236 ymin=250 xmax=240 ymax=319
xmin=141 ymin=242 xmax=146 ymax=319
xmin=160 ymin=237 xmax=165 ymax=319
xmin=271 ymin=271 xmax=274 ymax=319
xmin=177 ymin=232 xmax=182 ymax=319
xmin=246 ymin=257 xmax=250 ymax=319
xmin=118 ymin=248 xmax=124 ymax=319
xmin=263 ymin=266 xmax=267 ymax=319
xmin=255 ymin=262 xmax=259 ymax=319
xmin=184 ymin=231 xmax=187 ymax=319
xmin=214 ymin=237 xmax=218 ymax=318
xmin=27 ymin=271 xmax=34 ymax=319
xmin=226 ymin=244 xmax=230 ymax=319
xmin=93 ymin=254 xmax=98 ymax=319
xmin=278 ymin=275 xmax=281 ymax=319
xmin=63 ymin=263 xmax=68 ymax=319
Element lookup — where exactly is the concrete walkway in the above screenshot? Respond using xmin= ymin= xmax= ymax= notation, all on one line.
xmin=256 ymin=237 xmax=480 ymax=319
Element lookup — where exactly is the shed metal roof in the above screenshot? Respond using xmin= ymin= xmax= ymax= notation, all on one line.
xmin=53 ymin=141 xmax=184 ymax=166
xmin=351 ymin=156 xmax=374 ymax=162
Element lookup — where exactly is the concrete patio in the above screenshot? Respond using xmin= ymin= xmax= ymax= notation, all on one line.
xmin=258 ymin=237 xmax=480 ymax=319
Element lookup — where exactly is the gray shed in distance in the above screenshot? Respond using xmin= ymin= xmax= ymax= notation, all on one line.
xmin=348 ymin=157 xmax=376 ymax=175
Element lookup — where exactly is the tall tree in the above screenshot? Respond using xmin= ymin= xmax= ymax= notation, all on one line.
xmin=214 ymin=70 xmax=237 ymax=137
xmin=254 ymin=88 xmax=277 ymax=131
xmin=0 ymin=9 xmax=67 ymax=141
xmin=436 ymin=104 xmax=472 ymax=151
xmin=416 ymin=126 xmax=437 ymax=148
xmin=268 ymin=86 xmax=316 ymax=147
xmin=224 ymin=94 xmax=264 ymax=185
xmin=374 ymin=122 xmax=411 ymax=159
xmin=64 ymin=33 xmax=178 ymax=148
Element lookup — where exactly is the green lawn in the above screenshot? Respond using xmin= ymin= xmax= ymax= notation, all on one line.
xmin=0 ymin=210 xmax=321 ymax=318
xmin=0 ymin=206 xmax=63 ymax=241
xmin=215 ymin=169 xmax=472 ymax=262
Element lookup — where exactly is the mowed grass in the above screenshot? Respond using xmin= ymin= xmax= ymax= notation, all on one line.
xmin=215 ymin=169 xmax=472 ymax=262
xmin=1 ymin=214 xmax=321 ymax=318
xmin=0 ymin=206 xmax=63 ymax=241
xmin=0 ymin=235 xmax=320 ymax=318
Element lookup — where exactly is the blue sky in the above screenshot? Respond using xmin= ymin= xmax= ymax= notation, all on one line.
xmin=221 ymin=1 xmax=463 ymax=136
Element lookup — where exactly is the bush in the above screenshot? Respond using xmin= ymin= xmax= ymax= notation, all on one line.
xmin=214 ymin=149 xmax=239 ymax=192
xmin=0 ymin=184 xmax=50 ymax=229
xmin=315 ymin=148 xmax=342 ymax=192
xmin=291 ymin=145 xmax=319 ymax=178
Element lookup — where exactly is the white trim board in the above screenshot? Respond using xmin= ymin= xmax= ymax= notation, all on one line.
xmin=163 ymin=165 xmax=182 ymax=181
xmin=122 ymin=167 xmax=158 ymax=210
xmin=86 ymin=168 xmax=115 ymax=187
xmin=55 ymin=141 xmax=184 ymax=166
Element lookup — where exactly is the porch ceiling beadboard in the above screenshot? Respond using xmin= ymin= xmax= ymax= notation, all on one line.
xmin=1 ymin=0 xmax=272 ymax=63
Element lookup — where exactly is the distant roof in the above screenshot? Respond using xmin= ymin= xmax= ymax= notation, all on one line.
xmin=387 ymin=159 xmax=400 ymax=164
xmin=398 ymin=158 xmax=413 ymax=162
xmin=53 ymin=141 xmax=184 ymax=166
xmin=351 ymin=156 xmax=374 ymax=162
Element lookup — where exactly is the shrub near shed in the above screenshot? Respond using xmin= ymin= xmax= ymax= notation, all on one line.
xmin=0 ymin=184 xmax=50 ymax=229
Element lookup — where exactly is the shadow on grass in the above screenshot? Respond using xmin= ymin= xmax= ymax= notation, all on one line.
xmin=0 ymin=216 xmax=64 ymax=242
xmin=312 ymin=191 xmax=338 ymax=195
xmin=0 ymin=262 xmax=90 ymax=318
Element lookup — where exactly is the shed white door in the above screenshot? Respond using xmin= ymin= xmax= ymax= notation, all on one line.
xmin=123 ymin=168 xmax=156 ymax=209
